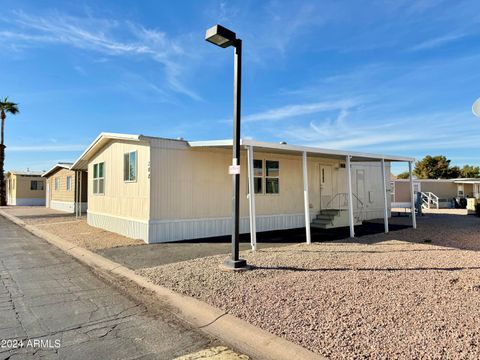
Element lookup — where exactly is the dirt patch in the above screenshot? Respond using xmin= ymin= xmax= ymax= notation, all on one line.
xmin=138 ymin=214 xmax=480 ymax=359
xmin=1 ymin=206 xmax=144 ymax=250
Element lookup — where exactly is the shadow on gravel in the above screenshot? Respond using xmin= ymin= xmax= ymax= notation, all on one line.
xmin=249 ymin=265 xmax=480 ymax=272
xmin=14 ymin=213 xmax=78 ymax=221
xmin=158 ymin=218 xmax=411 ymax=245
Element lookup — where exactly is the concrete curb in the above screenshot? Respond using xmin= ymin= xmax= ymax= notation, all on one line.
xmin=0 ymin=210 xmax=324 ymax=360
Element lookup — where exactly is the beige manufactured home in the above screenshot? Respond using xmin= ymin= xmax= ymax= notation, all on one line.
xmin=5 ymin=171 xmax=46 ymax=206
xmin=394 ymin=178 xmax=480 ymax=208
xmin=72 ymin=133 xmax=416 ymax=244
xmin=42 ymin=163 xmax=88 ymax=213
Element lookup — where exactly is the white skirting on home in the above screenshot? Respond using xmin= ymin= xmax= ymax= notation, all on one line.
xmin=9 ymin=198 xmax=46 ymax=206
xmin=148 ymin=213 xmax=309 ymax=243
xmin=87 ymin=210 xmax=392 ymax=244
xmin=87 ymin=211 xmax=149 ymax=243
xmin=50 ymin=200 xmax=88 ymax=213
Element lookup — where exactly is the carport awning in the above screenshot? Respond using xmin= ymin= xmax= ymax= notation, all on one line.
xmin=189 ymin=139 xmax=415 ymax=163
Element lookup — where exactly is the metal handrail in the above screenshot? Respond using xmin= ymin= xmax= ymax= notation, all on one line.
xmin=323 ymin=192 xmax=365 ymax=210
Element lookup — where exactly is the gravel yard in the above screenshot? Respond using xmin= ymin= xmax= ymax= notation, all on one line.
xmin=138 ymin=212 xmax=480 ymax=359
xmin=0 ymin=206 xmax=144 ymax=250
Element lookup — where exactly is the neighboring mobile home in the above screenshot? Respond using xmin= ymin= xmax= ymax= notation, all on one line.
xmin=393 ymin=178 xmax=480 ymax=208
xmin=71 ymin=133 xmax=415 ymax=244
xmin=42 ymin=163 xmax=88 ymax=213
xmin=5 ymin=171 xmax=46 ymax=206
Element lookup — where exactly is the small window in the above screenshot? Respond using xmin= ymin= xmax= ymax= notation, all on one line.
xmin=124 ymin=151 xmax=137 ymax=182
xmin=253 ymin=159 xmax=263 ymax=194
xmin=31 ymin=180 xmax=44 ymax=191
xmin=66 ymin=176 xmax=72 ymax=191
xmin=265 ymin=160 xmax=279 ymax=194
xmin=54 ymin=178 xmax=60 ymax=191
xmin=93 ymin=162 xmax=105 ymax=195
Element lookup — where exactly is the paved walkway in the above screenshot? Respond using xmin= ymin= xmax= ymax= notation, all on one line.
xmin=0 ymin=215 xmax=245 ymax=359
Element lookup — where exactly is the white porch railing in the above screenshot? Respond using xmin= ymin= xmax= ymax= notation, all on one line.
xmin=421 ymin=191 xmax=439 ymax=209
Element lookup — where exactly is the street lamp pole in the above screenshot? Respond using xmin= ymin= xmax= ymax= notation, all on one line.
xmin=206 ymin=25 xmax=248 ymax=270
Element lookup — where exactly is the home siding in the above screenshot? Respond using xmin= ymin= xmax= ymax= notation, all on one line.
xmin=86 ymin=140 xmax=150 ymax=241
xmin=48 ymin=168 xmax=76 ymax=203
xmin=394 ymin=180 xmax=458 ymax=203
xmin=148 ymin=141 xmax=390 ymax=243
xmin=7 ymin=174 xmax=46 ymax=206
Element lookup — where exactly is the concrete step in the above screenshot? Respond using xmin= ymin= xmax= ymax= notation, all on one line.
xmin=320 ymin=209 xmax=341 ymax=215
xmin=311 ymin=222 xmax=336 ymax=229
xmin=312 ymin=218 xmax=331 ymax=225
xmin=316 ymin=214 xmax=333 ymax=220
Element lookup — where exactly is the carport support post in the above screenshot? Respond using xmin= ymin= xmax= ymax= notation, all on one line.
xmin=74 ymin=171 xmax=78 ymax=217
xmin=409 ymin=161 xmax=417 ymax=229
xmin=346 ymin=155 xmax=355 ymax=238
xmin=79 ymin=171 xmax=82 ymax=215
xmin=77 ymin=171 xmax=81 ymax=217
xmin=247 ymin=145 xmax=257 ymax=250
xmin=302 ymin=151 xmax=311 ymax=244
xmin=381 ymin=159 xmax=389 ymax=233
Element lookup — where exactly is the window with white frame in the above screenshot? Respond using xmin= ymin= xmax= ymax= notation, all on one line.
xmin=54 ymin=177 xmax=60 ymax=191
xmin=265 ymin=160 xmax=279 ymax=194
xmin=251 ymin=159 xmax=280 ymax=194
xmin=31 ymin=180 xmax=44 ymax=191
xmin=93 ymin=162 xmax=105 ymax=195
xmin=253 ymin=159 xmax=263 ymax=194
xmin=66 ymin=176 xmax=72 ymax=191
xmin=123 ymin=151 xmax=137 ymax=182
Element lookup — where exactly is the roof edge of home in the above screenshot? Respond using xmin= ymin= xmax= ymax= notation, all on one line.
xmin=395 ymin=178 xmax=480 ymax=183
xmin=6 ymin=170 xmax=44 ymax=176
xmin=42 ymin=162 xmax=74 ymax=178
xmin=71 ymin=132 xmax=415 ymax=171
xmin=190 ymin=139 xmax=414 ymax=162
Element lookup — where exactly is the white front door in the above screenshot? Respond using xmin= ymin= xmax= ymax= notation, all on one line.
xmin=320 ymin=165 xmax=333 ymax=208
xmin=355 ymin=169 xmax=366 ymax=209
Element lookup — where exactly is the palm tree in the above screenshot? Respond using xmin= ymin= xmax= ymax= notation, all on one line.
xmin=0 ymin=97 xmax=19 ymax=206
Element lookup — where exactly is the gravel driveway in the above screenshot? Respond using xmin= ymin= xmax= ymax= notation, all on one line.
xmin=138 ymin=213 xmax=480 ymax=359
xmin=0 ymin=206 xmax=144 ymax=250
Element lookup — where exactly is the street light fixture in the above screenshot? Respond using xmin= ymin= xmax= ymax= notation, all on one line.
xmin=205 ymin=24 xmax=248 ymax=270
xmin=473 ymin=97 xmax=480 ymax=118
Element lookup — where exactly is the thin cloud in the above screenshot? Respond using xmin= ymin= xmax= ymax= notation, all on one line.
xmin=279 ymin=109 xmax=480 ymax=155
xmin=1 ymin=10 xmax=201 ymax=100
xmin=409 ymin=32 xmax=466 ymax=51
xmin=242 ymin=99 xmax=360 ymax=123
xmin=7 ymin=144 xmax=87 ymax=152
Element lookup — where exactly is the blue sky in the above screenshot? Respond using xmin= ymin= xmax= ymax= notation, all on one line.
xmin=1 ymin=0 xmax=480 ymax=174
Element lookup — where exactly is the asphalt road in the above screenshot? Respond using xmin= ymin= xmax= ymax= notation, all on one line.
xmin=0 ymin=215 xmax=222 ymax=360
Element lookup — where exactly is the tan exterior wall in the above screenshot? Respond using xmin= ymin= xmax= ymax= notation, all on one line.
xmin=85 ymin=138 xmax=392 ymax=243
xmin=87 ymin=140 xmax=150 ymax=220
xmin=6 ymin=173 xmax=46 ymax=205
xmin=394 ymin=180 xmax=459 ymax=203
xmin=14 ymin=174 xmax=45 ymax=199
xmin=394 ymin=181 xmax=411 ymax=203
xmin=464 ymin=184 xmax=474 ymax=197
xmin=421 ymin=181 xmax=458 ymax=199
xmin=46 ymin=168 xmax=88 ymax=204
xmin=16 ymin=175 xmax=45 ymax=199
xmin=149 ymin=140 xmax=390 ymax=221
xmin=47 ymin=168 xmax=76 ymax=202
